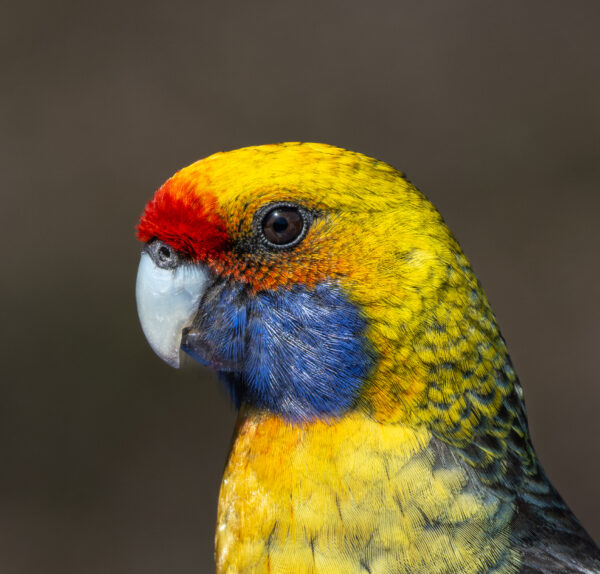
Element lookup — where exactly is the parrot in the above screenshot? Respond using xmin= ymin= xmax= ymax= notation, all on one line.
xmin=135 ymin=143 xmax=600 ymax=573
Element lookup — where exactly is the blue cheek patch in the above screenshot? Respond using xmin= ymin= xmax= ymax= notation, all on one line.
xmin=187 ymin=281 xmax=375 ymax=420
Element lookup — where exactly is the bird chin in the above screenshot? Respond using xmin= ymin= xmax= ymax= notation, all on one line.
xmin=180 ymin=329 xmax=243 ymax=372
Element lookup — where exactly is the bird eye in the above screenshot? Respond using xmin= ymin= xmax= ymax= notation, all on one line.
xmin=260 ymin=205 xmax=307 ymax=247
xmin=145 ymin=239 xmax=180 ymax=269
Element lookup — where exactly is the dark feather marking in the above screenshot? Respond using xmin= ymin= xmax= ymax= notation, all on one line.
xmin=265 ymin=521 xmax=278 ymax=550
xmin=309 ymin=533 xmax=317 ymax=562
xmin=335 ymin=495 xmax=344 ymax=522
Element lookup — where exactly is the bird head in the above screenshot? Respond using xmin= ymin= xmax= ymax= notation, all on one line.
xmin=136 ymin=143 xmax=515 ymax=436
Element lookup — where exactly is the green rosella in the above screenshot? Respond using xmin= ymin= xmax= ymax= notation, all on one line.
xmin=135 ymin=143 xmax=600 ymax=573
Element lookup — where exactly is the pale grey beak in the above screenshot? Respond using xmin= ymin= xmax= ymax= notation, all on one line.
xmin=135 ymin=252 xmax=210 ymax=367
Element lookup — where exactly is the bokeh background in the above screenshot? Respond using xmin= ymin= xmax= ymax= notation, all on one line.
xmin=2 ymin=1 xmax=599 ymax=571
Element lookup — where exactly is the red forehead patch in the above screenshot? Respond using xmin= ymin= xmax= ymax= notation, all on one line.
xmin=136 ymin=179 xmax=230 ymax=261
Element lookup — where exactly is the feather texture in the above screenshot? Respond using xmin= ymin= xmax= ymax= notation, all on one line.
xmin=136 ymin=143 xmax=600 ymax=573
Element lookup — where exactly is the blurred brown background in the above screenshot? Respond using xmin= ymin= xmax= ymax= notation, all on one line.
xmin=1 ymin=0 xmax=599 ymax=572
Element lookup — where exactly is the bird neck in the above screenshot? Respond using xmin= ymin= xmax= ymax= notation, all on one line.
xmin=216 ymin=408 xmax=519 ymax=573
xmin=359 ymin=248 xmax=523 ymax=449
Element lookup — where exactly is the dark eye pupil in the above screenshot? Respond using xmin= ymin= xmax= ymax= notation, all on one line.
xmin=261 ymin=206 xmax=305 ymax=246
xmin=272 ymin=217 xmax=288 ymax=233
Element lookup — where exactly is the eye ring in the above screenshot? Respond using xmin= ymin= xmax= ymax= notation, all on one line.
xmin=255 ymin=202 xmax=311 ymax=249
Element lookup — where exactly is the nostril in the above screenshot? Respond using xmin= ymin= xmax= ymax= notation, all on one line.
xmin=146 ymin=239 xmax=180 ymax=269
xmin=158 ymin=245 xmax=171 ymax=260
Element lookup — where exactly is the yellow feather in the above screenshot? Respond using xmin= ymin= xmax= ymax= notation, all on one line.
xmin=216 ymin=410 xmax=518 ymax=573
